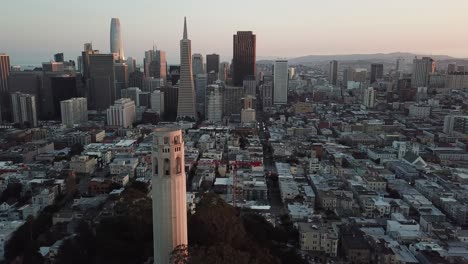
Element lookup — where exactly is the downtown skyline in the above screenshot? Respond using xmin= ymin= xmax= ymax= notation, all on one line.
xmin=2 ymin=0 xmax=468 ymax=65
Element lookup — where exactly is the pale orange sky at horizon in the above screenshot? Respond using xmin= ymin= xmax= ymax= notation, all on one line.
xmin=2 ymin=0 xmax=468 ymax=64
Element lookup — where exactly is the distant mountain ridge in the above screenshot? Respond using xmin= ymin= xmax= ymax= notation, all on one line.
xmin=258 ymin=52 xmax=467 ymax=65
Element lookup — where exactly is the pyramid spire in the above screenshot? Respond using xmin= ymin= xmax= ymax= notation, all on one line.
xmin=183 ymin=17 xmax=188 ymax=39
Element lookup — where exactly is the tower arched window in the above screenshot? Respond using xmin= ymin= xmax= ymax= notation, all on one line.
xmin=154 ymin=158 xmax=158 ymax=175
xmin=164 ymin=158 xmax=170 ymax=175
xmin=176 ymin=157 xmax=182 ymax=174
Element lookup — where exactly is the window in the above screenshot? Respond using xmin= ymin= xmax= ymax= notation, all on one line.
xmin=164 ymin=137 xmax=169 ymax=144
xmin=164 ymin=158 xmax=170 ymax=175
xmin=174 ymin=135 xmax=180 ymax=144
xmin=154 ymin=158 xmax=158 ymax=175
xmin=176 ymin=157 xmax=182 ymax=174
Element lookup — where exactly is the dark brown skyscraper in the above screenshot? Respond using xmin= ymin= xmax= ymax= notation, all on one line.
xmin=370 ymin=63 xmax=383 ymax=84
xmin=206 ymin=54 xmax=220 ymax=74
xmin=233 ymin=31 xmax=256 ymax=87
xmin=0 ymin=54 xmax=11 ymax=121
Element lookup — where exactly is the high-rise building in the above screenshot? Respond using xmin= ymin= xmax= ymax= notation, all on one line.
xmin=233 ymin=31 xmax=256 ymax=86
xmin=195 ymin=74 xmax=207 ymax=118
xmin=169 ymin=66 xmax=181 ymax=86
xmin=396 ymin=58 xmax=404 ymax=72
xmin=457 ymin=65 xmax=465 ymax=73
xmin=110 ymin=18 xmax=125 ymax=61
xmin=60 ymin=97 xmax=88 ymax=128
xmin=177 ymin=17 xmax=196 ymax=119
xmin=223 ymin=86 xmax=244 ymax=120
xmin=42 ymin=62 xmax=64 ymax=73
xmin=447 ymin=64 xmax=456 ymax=74
xmin=206 ymin=84 xmax=223 ymax=123
xmin=152 ymin=126 xmax=188 ymax=264
xmin=274 ymin=60 xmax=288 ymax=105
xmin=444 ymin=115 xmax=468 ymax=135
xmin=121 ymin=87 xmax=142 ymax=106
xmin=114 ymin=62 xmax=129 ymax=98
xmin=219 ymin=62 xmax=230 ymax=82
xmin=411 ymin=57 xmax=435 ymax=88
xmin=129 ymin=70 xmax=144 ymax=89
xmin=0 ymin=54 xmax=11 ymax=121
xmin=288 ymin=67 xmax=296 ymax=79
xmin=328 ymin=60 xmax=338 ymax=86
xmin=261 ymin=75 xmax=273 ymax=112
xmin=243 ymin=77 xmax=256 ymax=97
xmin=343 ymin=67 xmax=355 ymax=87
xmin=192 ymin=53 xmax=204 ymax=75
xmin=126 ymin=57 xmax=136 ymax=73
xmin=54 ymin=53 xmax=64 ymax=63
xmin=40 ymin=73 xmax=78 ymax=120
xmin=206 ymin=54 xmax=220 ymax=75
xmin=106 ymin=98 xmax=136 ymax=128
xmin=11 ymin=92 xmax=38 ymax=127
xmin=81 ymin=43 xmax=99 ymax=80
xmin=161 ymin=86 xmax=178 ymax=121
xmin=370 ymin=63 xmax=383 ymax=84
xmin=362 ymin=87 xmax=376 ymax=109
xmin=144 ymin=49 xmax=167 ymax=80
xmin=88 ymin=54 xmax=115 ymax=111
xmin=151 ymin=91 xmax=165 ymax=115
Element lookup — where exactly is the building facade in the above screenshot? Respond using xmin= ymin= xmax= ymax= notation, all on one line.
xmin=233 ymin=31 xmax=256 ymax=86
xmin=177 ymin=18 xmax=196 ymax=119
xmin=106 ymin=98 xmax=136 ymax=128
xmin=11 ymin=92 xmax=38 ymax=127
xmin=60 ymin=98 xmax=88 ymax=128
xmin=274 ymin=60 xmax=288 ymax=105
xmin=110 ymin=18 xmax=125 ymax=61
xmin=329 ymin=60 xmax=338 ymax=86
xmin=152 ymin=127 xmax=188 ymax=264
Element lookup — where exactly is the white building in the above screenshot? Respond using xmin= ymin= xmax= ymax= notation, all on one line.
xmin=362 ymin=87 xmax=376 ymax=109
xmin=11 ymin=92 xmax=37 ymax=127
xmin=206 ymin=84 xmax=223 ymax=123
xmin=152 ymin=127 xmax=188 ymax=264
xmin=150 ymin=91 xmax=165 ymax=115
xmin=106 ymin=98 xmax=136 ymax=128
xmin=273 ymin=60 xmax=288 ymax=105
xmin=241 ymin=108 xmax=256 ymax=124
xmin=60 ymin=97 xmax=88 ymax=128
xmin=409 ymin=104 xmax=431 ymax=118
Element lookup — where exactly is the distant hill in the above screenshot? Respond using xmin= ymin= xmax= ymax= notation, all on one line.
xmin=288 ymin=52 xmax=459 ymax=65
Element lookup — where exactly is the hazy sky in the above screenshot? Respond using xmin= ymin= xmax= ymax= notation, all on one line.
xmin=2 ymin=0 xmax=468 ymax=65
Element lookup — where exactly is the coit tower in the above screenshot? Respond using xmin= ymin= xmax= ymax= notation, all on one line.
xmin=152 ymin=126 xmax=188 ymax=264
xmin=110 ymin=18 xmax=125 ymax=61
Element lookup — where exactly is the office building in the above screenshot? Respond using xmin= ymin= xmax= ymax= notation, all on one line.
xmin=195 ymin=74 xmax=207 ymax=118
xmin=206 ymin=54 xmax=220 ymax=75
xmin=110 ymin=18 xmax=125 ymax=61
xmin=0 ymin=54 xmax=11 ymax=121
xmin=81 ymin=43 xmax=99 ymax=80
xmin=243 ymin=77 xmax=256 ymax=97
xmin=40 ymin=73 xmax=78 ymax=120
xmin=54 ymin=53 xmax=64 ymax=63
xmin=126 ymin=57 xmax=136 ymax=73
xmin=121 ymin=87 xmax=142 ymax=106
xmin=60 ymin=97 xmax=88 ymax=128
xmin=241 ymin=108 xmax=256 ymax=124
xmin=363 ymin=87 xmax=376 ymax=109
xmin=329 ymin=60 xmax=338 ymax=86
xmin=219 ymin=62 xmax=230 ymax=82
xmin=88 ymin=54 xmax=115 ymax=111
xmin=223 ymin=86 xmax=244 ymax=119
xmin=444 ymin=115 xmax=468 ymax=135
xmin=11 ymin=92 xmax=38 ymax=127
xmin=274 ymin=60 xmax=288 ymax=105
xmin=206 ymin=84 xmax=223 ymax=123
xmin=138 ymin=92 xmax=151 ymax=108
xmin=370 ymin=63 xmax=383 ymax=83
xmin=129 ymin=70 xmax=144 ymax=89
xmin=447 ymin=64 xmax=456 ymax=74
xmin=144 ymin=49 xmax=167 ymax=80
xmin=152 ymin=126 xmax=188 ymax=264
xmin=396 ymin=58 xmax=404 ymax=72
xmin=261 ymin=75 xmax=273 ymax=112
xmin=177 ymin=17 xmax=196 ymax=119
xmin=233 ymin=31 xmax=256 ymax=86
xmin=411 ymin=57 xmax=435 ymax=88
xmin=151 ymin=91 xmax=165 ymax=115
xmin=161 ymin=86 xmax=178 ymax=121
xmin=114 ymin=62 xmax=129 ymax=98
xmin=106 ymin=98 xmax=136 ymax=128
xmin=192 ymin=53 xmax=204 ymax=75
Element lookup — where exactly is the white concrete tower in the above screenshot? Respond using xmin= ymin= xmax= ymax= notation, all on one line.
xmin=152 ymin=127 xmax=188 ymax=264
